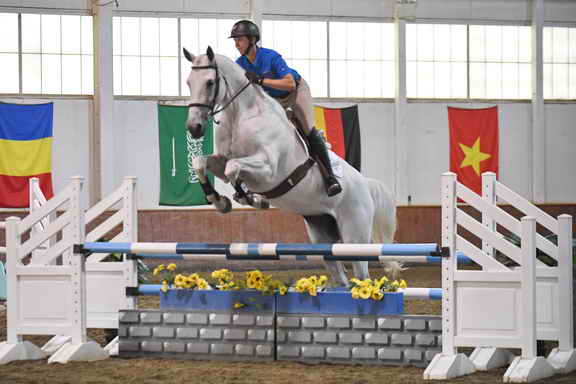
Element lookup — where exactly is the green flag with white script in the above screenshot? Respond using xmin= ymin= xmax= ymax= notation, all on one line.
xmin=158 ymin=104 xmax=214 ymax=205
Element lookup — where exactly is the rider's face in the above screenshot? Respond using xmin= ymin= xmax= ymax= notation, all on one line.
xmin=234 ymin=36 xmax=250 ymax=56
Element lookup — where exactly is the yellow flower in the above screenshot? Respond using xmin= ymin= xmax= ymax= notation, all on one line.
xmin=234 ymin=301 xmax=245 ymax=309
xmin=279 ymin=286 xmax=287 ymax=295
xmin=371 ymin=291 xmax=384 ymax=301
xmin=399 ymin=279 xmax=408 ymax=289
xmin=160 ymin=281 xmax=169 ymax=293
xmin=308 ymin=286 xmax=318 ymax=296
xmin=351 ymin=287 xmax=360 ymax=299
xmin=174 ymin=274 xmax=186 ymax=287
xmin=197 ymin=278 xmax=209 ymax=289
xmin=359 ymin=286 xmax=372 ymax=299
xmin=318 ymin=275 xmax=327 ymax=286
xmin=166 ymin=263 xmax=177 ymax=271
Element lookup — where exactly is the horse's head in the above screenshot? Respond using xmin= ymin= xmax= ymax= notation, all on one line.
xmin=184 ymin=46 xmax=220 ymax=138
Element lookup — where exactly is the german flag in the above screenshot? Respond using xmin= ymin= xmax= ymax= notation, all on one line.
xmin=0 ymin=102 xmax=54 ymax=208
xmin=314 ymin=105 xmax=361 ymax=171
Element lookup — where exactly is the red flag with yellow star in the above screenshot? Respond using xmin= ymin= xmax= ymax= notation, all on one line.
xmin=448 ymin=106 xmax=499 ymax=195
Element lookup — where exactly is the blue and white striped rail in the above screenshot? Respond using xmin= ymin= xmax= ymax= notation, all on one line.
xmin=136 ymin=285 xmax=442 ymax=300
xmin=82 ymin=242 xmax=444 ymax=262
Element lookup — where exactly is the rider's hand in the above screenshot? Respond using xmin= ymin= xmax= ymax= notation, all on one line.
xmin=245 ymin=71 xmax=263 ymax=85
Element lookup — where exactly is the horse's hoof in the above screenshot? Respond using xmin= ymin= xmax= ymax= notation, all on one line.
xmin=216 ymin=196 xmax=232 ymax=213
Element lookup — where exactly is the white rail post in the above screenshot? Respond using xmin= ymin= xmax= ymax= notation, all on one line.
xmin=557 ymin=214 xmax=573 ymax=350
xmin=123 ymin=176 xmax=138 ymax=309
xmin=521 ymin=216 xmax=537 ymax=359
xmin=5 ymin=216 xmax=20 ymax=344
xmin=482 ymin=172 xmax=497 ymax=258
xmin=441 ymin=172 xmax=457 ymax=355
xmin=69 ymin=176 xmax=87 ymax=344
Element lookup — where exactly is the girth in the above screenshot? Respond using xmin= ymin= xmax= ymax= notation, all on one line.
xmin=259 ymin=158 xmax=316 ymax=199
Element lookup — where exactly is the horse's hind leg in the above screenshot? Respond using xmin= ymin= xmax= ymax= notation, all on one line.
xmin=303 ymin=215 xmax=348 ymax=287
xmin=337 ymin=213 xmax=372 ymax=281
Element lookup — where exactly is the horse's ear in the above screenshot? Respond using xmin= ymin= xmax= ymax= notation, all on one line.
xmin=183 ymin=47 xmax=194 ymax=62
xmin=206 ymin=46 xmax=215 ymax=62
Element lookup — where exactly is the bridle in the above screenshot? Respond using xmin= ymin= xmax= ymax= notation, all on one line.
xmin=187 ymin=62 xmax=252 ymax=119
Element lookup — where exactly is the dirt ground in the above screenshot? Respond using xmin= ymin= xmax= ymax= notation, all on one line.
xmin=1 ymin=265 xmax=576 ymax=384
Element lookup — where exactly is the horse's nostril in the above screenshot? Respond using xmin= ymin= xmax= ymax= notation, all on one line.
xmin=195 ymin=124 xmax=202 ymax=131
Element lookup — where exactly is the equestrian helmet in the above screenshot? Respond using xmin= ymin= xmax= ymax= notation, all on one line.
xmin=229 ymin=20 xmax=260 ymax=43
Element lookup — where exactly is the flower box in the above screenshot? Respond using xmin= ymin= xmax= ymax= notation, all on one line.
xmin=160 ymin=289 xmax=404 ymax=315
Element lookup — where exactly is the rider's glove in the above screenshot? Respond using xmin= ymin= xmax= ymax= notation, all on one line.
xmin=245 ymin=71 xmax=263 ymax=85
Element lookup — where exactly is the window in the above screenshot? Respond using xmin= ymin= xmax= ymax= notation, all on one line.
xmin=406 ymin=24 xmax=467 ymax=99
xmin=21 ymin=14 xmax=93 ymax=95
xmin=180 ymin=18 xmax=237 ymax=96
xmin=0 ymin=13 xmax=19 ymax=93
xmin=329 ymin=22 xmax=395 ymax=98
xmin=469 ymin=25 xmax=531 ymax=99
xmin=263 ymin=20 xmax=329 ymax=97
xmin=544 ymin=27 xmax=576 ymax=99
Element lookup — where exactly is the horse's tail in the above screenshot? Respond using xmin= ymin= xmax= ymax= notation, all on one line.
xmin=367 ymin=178 xmax=402 ymax=278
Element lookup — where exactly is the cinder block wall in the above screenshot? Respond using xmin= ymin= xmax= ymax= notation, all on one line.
xmin=119 ymin=310 xmax=442 ymax=366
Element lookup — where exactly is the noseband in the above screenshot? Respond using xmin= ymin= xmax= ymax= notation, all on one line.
xmin=187 ymin=63 xmax=252 ymax=119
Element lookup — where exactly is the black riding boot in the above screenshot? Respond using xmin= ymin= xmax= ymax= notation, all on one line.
xmin=308 ymin=128 xmax=342 ymax=197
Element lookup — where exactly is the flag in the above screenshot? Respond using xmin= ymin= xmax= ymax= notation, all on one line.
xmin=448 ymin=106 xmax=499 ymax=195
xmin=158 ymin=104 xmax=214 ymax=206
xmin=314 ymin=105 xmax=361 ymax=171
xmin=0 ymin=102 xmax=54 ymax=208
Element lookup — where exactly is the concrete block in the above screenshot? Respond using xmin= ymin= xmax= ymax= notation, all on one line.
xmin=186 ymin=313 xmax=208 ymax=325
xmin=339 ymin=332 xmax=363 ymax=344
xmin=428 ymin=319 xmax=442 ymax=332
xmin=425 ymin=349 xmax=441 ymax=361
xmin=436 ymin=335 xmax=442 ymax=347
xmin=235 ymin=344 xmax=254 ymax=356
xmin=118 ymin=327 xmax=128 ymax=338
xmin=209 ymin=313 xmax=232 ymax=325
xmin=390 ymin=333 xmax=412 ymax=346
xmin=404 ymin=349 xmax=423 ymax=362
xmin=326 ymin=347 xmax=350 ymax=359
xmin=140 ymin=312 xmax=162 ymax=324
xmin=365 ymin=333 xmax=389 ymax=345
xmin=176 ymin=327 xmax=199 ymax=339
xmin=327 ymin=317 xmax=350 ymax=329
xmin=119 ymin=341 xmax=140 ymax=352
xmin=223 ymin=329 xmax=247 ymax=340
xmin=130 ymin=326 xmax=151 ymax=337
xmin=352 ymin=347 xmax=376 ymax=359
xmin=270 ymin=330 xmax=286 ymax=342
xmin=313 ymin=331 xmax=337 ymax=344
xmin=164 ymin=342 xmax=186 ymax=353
xmin=378 ymin=348 xmax=402 ymax=361
xmin=141 ymin=341 xmax=163 ymax=353
xmin=277 ymin=316 xmax=300 ymax=328
xmin=163 ymin=313 xmax=185 ymax=324
xmin=302 ymin=346 xmax=325 ymax=358
xmin=256 ymin=344 xmax=273 ymax=357
xmin=352 ymin=318 xmax=376 ymax=330
xmin=378 ymin=318 xmax=402 ymax=330
xmin=119 ymin=311 xmax=139 ymax=323
xmin=288 ymin=331 xmax=312 ymax=343
xmin=256 ymin=315 xmax=273 ymax=326
xmin=153 ymin=327 xmax=175 ymax=338
xmin=302 ymin=317 xmax=324 ymax=328
xmin=247 ymin=329 xmax=267 ymax=341
xmin=404 ymin=318 xmax=426 ymax=331
xmin=278 ymin=345 xmax=300 ymax=358
xmin=199 ymin=328 xmax=222 ymax=340
xmin=232 ymin=314 xmax=255 ymax=326
xmin=211 ymin=343 xmax=234 ymax=355
xmin=415 ymin=334 xmax=436 ymax=346
xmin=186 ymin=343 xmax=210 ymax=354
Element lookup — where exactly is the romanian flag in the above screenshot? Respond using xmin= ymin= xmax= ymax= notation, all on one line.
xmin=448 ymin=106 xmax=499 ymax=195
xmin=314 ymin=105 xmax=361 ymax=171
xmin=0 ymin=102 xmax=54 ymax=208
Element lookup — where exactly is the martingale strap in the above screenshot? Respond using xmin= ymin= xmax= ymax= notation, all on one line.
xmin=260 ymin=158 xmax=316 ymax=199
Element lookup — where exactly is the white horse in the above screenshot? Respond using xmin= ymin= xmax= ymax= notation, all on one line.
xmin=183 ymin=47 xmax=398 ymax=286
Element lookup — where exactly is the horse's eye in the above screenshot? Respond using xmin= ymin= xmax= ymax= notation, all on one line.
xmin=207 ymin=80 xmax=214 ymax=88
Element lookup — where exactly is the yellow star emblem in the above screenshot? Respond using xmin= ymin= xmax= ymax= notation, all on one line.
xmin=459 ymin=137 xmax=491 ymax=176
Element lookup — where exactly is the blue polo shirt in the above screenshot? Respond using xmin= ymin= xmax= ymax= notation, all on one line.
xmin=236 ymin=47 xmax=301 ymax=99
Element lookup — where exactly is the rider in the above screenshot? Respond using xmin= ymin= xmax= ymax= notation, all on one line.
xmin=229 ymin=20 xmax=342 ymax=197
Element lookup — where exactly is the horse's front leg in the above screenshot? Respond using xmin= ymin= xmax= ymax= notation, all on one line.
xmin=192 ymin=156 xmax=232 ymax=213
